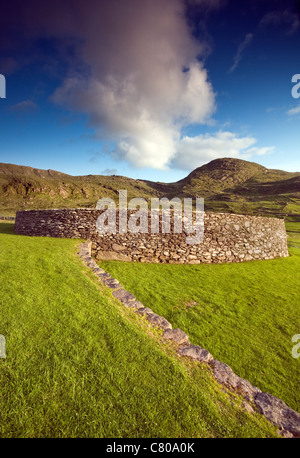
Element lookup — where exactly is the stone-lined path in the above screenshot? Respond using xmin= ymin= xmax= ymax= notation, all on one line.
xmin=78 ymin=241 xmax=300 ymax=438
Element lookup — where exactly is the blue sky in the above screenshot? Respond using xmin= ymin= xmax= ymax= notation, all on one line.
xmin=0 ymin=0 xmax=300 ymax=182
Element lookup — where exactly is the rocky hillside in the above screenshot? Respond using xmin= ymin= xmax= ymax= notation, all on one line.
xmin=167 ymin=158 xmax=300 ymax=220
xmin=0 ymin=162 xmax=158 ymax=214
xmin=1 ymin=158 xmax=300 ymax=220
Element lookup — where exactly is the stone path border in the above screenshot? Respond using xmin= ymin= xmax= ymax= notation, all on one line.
xmin=78 ymin=241 xmax=300 ymax=438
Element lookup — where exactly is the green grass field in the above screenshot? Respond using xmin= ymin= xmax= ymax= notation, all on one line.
xmin=0 ymin=223 xmax=279 ymax=438
xmin=100 ymin=222 xmax=300 ymax=414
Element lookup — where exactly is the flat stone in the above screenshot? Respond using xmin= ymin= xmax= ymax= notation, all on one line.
xmin=92 ymin=267 xmax=106 ymax=274
xmin=78 ymin=250 xmax=90 ymax=257
xmin=209 ymin=359 xmax=260 ymax=401
xmin=82 ymin=256 xmax=93 ymax=263
xmin=86 ymin=261 xmax=98 ymax=268
xmin=96 ymin=251 xmax=132 ymax=262
xmin=178 ymin=345 xmax=213 ymax=363
xmin=97 ymin=272 xmax=111 ymax=280
xmin=112 ymin=243 xmax=127 ymax=252
xmin=127 ymin=300 xmax=145 ymax=310
xmin=102 ymin=278 xmax=121 ymax=289
xmin=137 ymin=307 xmax=154 ymax=316
xmin=254 ymin=392 xmax=300 ymax=437
xmin=112 ymin=288 xmax=136 ymax=304
xmin=162 ymin=328 xmax=190 ymax=345
xmin=244 ymin=254 xmax=253 ymax=261
xmin=146 ymin=313 xmax=172 ymax=330
xmin=80 ymin=243 xmax=90 ymax=250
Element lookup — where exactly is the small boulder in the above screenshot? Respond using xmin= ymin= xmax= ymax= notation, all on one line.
xmin=146 ymin=314 xmax=172 ymax=330
xmin=102 ymin=278 xmax=121 ymax=289
xmin=209 ymin=359 xmax=260 ymax=401
xmin=112 ymin=244 xmax=127 ymax=252
xmin=254 ymin=392 xmax=300 ymax=437
xmin=112 ymin=288 xmax=136 ymax=304
xmin=137 ymin=307 xmax=154 ymax=316
xmin=162 ymin=328 xmax=190 ymax=345
xmin=92 ymin=267 xmax=106 ymax=274
xmin=178 ymin=345 xmax=213 ymax=363
xmin=129 ymin=300 xmax=145 ymax=310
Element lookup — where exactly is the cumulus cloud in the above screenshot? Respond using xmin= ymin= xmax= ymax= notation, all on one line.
xmin=4 ymin=0 xmax=273 ymax=171
xmin=49 ymin=0 xmax=216 ymax=169
xmin=171 ymin=131 xmax=274 ymax=170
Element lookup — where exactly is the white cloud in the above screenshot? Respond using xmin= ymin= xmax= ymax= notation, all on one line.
xmin=229 ymin=33 xmax=253 ymax=73
xmin=244 ymin=146 xmax=275 ymax=156
xmin=10 ymin=100 xmax=38 ymax=112
xmin=171 ymin=131 xmax=274 ymax=170
xmin=102 ymin=168 xmax=118 ymax=175
xmin=51 ymin=0 xmax=216 ymax=170
xmin=287 ymin=105 xmax=300 ymax=116
xmin=259 ymin=9 xmax=300 ymax=35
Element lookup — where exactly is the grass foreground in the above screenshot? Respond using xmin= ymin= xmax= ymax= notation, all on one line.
xmin=0 ymin=223 xmax=280 ymax=438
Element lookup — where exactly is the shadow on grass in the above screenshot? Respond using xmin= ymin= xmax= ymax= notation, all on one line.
xmin=286 ymin=214 xmax=300 ymax=223
xmin=0 ymin=222 xmax=15 ymax=235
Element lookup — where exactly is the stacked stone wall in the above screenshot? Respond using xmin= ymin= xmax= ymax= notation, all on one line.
xmin=14 ymin=209 xmax=289 ymax=263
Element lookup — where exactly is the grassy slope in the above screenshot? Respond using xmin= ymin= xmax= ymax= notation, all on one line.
xmin=100 ymin=222 xmax=300 ymax=414
xmin=0 ymin=223 xmax=278 ymax=438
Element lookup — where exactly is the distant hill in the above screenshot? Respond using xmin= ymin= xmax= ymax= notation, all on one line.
xmin=0 ymin=158 xmax=300 ymax=221
xmin=0 ymin=162 xmax=159 ymax=215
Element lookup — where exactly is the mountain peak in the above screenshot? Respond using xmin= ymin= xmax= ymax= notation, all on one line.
xmin=180 ymin=157 xmax=267 ymax=187
xmin=196 ymin=157 xmax=266 ymax=173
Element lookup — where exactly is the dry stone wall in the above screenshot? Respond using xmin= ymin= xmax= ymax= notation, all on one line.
xmin=14 ymin=208 xmax=289 ymax=263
